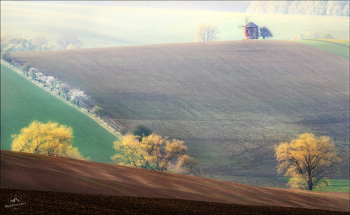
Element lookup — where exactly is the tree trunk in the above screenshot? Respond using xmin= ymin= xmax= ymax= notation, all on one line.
xmin=308 ymin=177 xmax=313 ymax=190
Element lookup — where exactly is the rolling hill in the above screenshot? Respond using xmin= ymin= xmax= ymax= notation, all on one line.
xmin=0 ymin=63 xmax=120 ymax=163
xmin=10 ymin=40 xmax=349 ymax=188
xmin=1 ymin=1 xmax=349 ymax=48
xmin=1 ymin=150 xmax=349 ymax=213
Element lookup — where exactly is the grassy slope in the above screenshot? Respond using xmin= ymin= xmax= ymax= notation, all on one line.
xmin=2 ymin=150 xmax=349 ymax=212
xmin=0 ymin=64 xmax=119 ymax=163
xmin=1 ymin=2 xmax=349 ymax=48
xmin=280 ymin=177 xmax=349 ymax=193
xmin=294 ymin=39 xmax=349 ymax=60
xmin=10 ymin=40 xmax=349 ymax=189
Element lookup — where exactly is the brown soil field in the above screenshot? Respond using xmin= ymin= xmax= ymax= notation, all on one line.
xmin=9 ymin=40 xmax=349 ymax=186
xmin=1 ymin=150 xmax=349 ymax=213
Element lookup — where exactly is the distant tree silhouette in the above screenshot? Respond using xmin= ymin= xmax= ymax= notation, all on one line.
xmin=260 ymin=26 xmax=273 ymax=39
xmin=195 ymin=23 xmax=220 ymax=42
xmin=129 ymin=124 xmax=152 ymax=141
xmin=22 ymin=62 xmax=33 ymax=76
xmin=1 ymin=51 xmax=12 ymax=62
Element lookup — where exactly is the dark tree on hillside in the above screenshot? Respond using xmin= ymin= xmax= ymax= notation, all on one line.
xmin=1 ymin=51 xmax=12 ymax=62
xmin=260 ymin=26 xmax=273 ymax=39
xmin=130 ymin=124 xmax=152 ymax=141
xmin=22 ymin=62 xmax=33 ymax=76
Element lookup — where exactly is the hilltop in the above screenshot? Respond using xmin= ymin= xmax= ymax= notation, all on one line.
xmin=10 ymin=40 xmax=349 ymax=187
xmin=2 ymin=2 xmax=349 ymax=47
xmin=1 ymin=150 xmax=349 ymax=214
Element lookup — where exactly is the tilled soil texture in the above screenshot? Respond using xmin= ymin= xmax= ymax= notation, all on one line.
xmin=1 ymin=189 xmax=349 ymax=215
xmin=10 ymin=40 xmax=350 ymax=183
xmin=1 ymin=150 xmax=349 ymax=213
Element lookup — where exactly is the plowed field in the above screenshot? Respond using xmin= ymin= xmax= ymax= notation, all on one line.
xmin=1 ymin=151 xmax=349 ymax=213
xmin=10 ymin=40 xmax=349 ymax=186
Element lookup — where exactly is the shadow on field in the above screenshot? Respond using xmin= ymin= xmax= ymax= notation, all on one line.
xmin=1 ymin=189 xmax=348 ymax=215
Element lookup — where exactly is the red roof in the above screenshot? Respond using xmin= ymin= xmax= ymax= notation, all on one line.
xmin=245 ymin=22 xmax=258 ymax=28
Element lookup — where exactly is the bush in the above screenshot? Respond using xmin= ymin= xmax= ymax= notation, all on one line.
xmin=22 ymin=62 xmax=33 ymax=76
xmin=129 ymin=124 xmax=152 ymax=141
xmin=320 ymin=32 xmax=334 ymax=39
xmin=120 ymin=127 xmax=128 ymax=135
xmin=1 ymin=51 xmax=12 ymax=62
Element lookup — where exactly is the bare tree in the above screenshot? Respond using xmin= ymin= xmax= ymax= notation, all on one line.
xmin=195 ymin=23 xmax=220 ymax=42
xmin=56 ymin=33 xmax=83 ymax=50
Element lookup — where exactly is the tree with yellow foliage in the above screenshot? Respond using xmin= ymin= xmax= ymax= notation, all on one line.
xmin=275 ymin=133 xmax=341 ymax=190
xmin=177 ymin=155 xmax=200 ymax=175
xmin=111 ymin=134 xmax=197 ymax=172
xmin=11 ymin=121 xmax=85 ymax=160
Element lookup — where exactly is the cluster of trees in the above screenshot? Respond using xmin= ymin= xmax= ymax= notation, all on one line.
xmin=247 ymin=1 xmax=349 ymax=16
xmin=11 ymin=121 xmax=86 ymax=160
xmin=1 ymin=32 xmax=84 ymax=52
xmin=291 ymin=31 xmax=335 ymax=40
xmin=5 ymin=59 xmax=90 ymax=107
xmin=195 ymin=24 xmax=274 ymax=41
xmin=1 ymin=34 xmax=54 ymax=52
xmin=56 ymin=82 xmax=90 ymax=106
xmin=275 ymin=133 xmax=341 ymax=191
xmin=111 ymin=124 xmax=199 ymax=175
xmin=18 ymin=62 xmax=90 ymax=106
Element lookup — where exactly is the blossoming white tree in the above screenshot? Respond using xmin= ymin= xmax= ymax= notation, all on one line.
xmin=35 ymin=72 xmax=46 ymax=83
xmin=68 ymin=88 xmax=90 ymax=106
xmin=45 ymin=76 xmax=58 ymax=90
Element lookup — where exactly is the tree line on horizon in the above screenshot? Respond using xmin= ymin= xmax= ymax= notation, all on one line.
xmin=291 ymin=31 xmax=335 ymax=40
xmin=0 ymin=32 xmax=84 ymax=52
xmin=52 ymin=1 xmax=349 ymax=17
xmin=247 ymin=1 xmax=349 ymax=16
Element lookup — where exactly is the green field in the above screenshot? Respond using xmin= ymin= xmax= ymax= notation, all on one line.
xmin=11 ymin=40 xmax=349 ymax=187
xmin=1 ymin=64 xmax=119 ymax=163
xmin=294 ymin=39 xmax=350 ymax=60
xmin=280 ymin=178 xmax=349 ymax=193
xmin=1 ymin=2 xmax=349 ymax=48
xmin=315 ymin=179 xmax=350 ymax=193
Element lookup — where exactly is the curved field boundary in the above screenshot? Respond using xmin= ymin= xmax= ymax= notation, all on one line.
xmin=9 ymin=40 xmax=350 ymax=187
xmin=1 ymin=61 xmax=122 ymax=163
xmin=1 ymin=60 xmax=122 ymax=138
xmin=294 ymin=39 xmax=350 ymax=59
xmin=303 ymin=39 xmax=349 ymax=48
xmin=1 ymin=150 xmax=349 ymax=212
